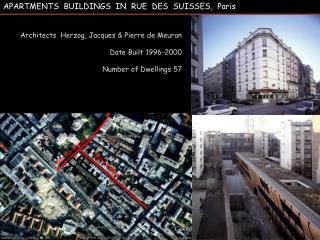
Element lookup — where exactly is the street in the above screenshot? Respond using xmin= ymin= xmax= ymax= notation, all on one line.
xmin=236 ymin=102 xmax=318 ymax=115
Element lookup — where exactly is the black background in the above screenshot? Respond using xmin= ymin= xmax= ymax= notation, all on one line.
xmin=1 ymin=0 xmax=320 ymax=14
xmin=1 ymin=15 xmax=190 ymax=112
xmin=1 ymin=0 xmax=320 ymax=112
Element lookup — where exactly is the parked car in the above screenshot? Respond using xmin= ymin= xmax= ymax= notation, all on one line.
xmin=231 ymin=98 xmax=240 ymax=103
xmin=239 ymin=100 xmax=255 ymax=105
xmin=197 ymin=104 xmax=238 ymax=115
xmin=314 ymin=94 xmax=320 ymax=100
xmin=296 ymin=101 xmax=320 ymax=114
xmin=215 ymin=99 xmax=231 ymax=105
xmin=276 ymin=99 xmax=290 ymax=105
xmin=288 ymin=98 xmax=299 ymax=103
xmin=302 ymin=96 xmax=313 ymax=100
xmin=282 ymin=108 xmax=307 ymax=115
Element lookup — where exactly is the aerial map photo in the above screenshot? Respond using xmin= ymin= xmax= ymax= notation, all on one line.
xmin=0 ymin=113 xmax=192 ymax=239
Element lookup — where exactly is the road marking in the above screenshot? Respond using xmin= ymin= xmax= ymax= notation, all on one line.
xmin=237 ymin=106 xmax=264 ymax=112
xmin=56 ymin=113 xmax=111 ymax=170
xmin=79 ymin=149 xmax=148 ymax=209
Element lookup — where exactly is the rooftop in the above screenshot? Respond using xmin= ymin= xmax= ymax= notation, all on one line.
xmin=236 ymin=152 xmax=320 ymax=227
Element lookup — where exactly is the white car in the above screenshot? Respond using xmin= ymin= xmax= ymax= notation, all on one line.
xmin=197 ymin=104 xmax=238 ymax=115
xmin=296 ymin=101 xmax=320 ymax=114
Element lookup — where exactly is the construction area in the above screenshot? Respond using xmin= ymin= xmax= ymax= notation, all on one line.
xmin=36 ymin=177 xmax=69 ymax=220
xmin=192 ymin=140 xmax=284 ymax=240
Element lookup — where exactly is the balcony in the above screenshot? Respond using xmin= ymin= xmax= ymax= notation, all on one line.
xmin=191 ymin=77 xmax=199 ymax=84
xmin=192 ymin=53 xmax=198 ymax=61
xmin=192 ymin=31 xmax=198 ymax=39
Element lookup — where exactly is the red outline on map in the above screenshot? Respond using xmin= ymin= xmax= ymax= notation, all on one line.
xmin=79 ymin=149 xmax=149 ymax=209
xmin=56 ymin=113 xmax=111 ymax=170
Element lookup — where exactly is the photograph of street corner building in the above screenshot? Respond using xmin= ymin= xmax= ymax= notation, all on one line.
xmin=191 ymin=15 xmax=320 ymax=115
xmin=193 ymin=115 xmax=320 ymax=240
xmin=0 ymin=113 xmax=192 ymax=239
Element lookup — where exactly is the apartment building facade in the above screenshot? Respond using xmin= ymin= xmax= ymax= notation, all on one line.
xmin=203 ymin=62 xmax=223 ymax=104
xmin=306 ymin=65 xmax=316 ymax=95
xmin=191 ymin=16 xmax=204 ymax=113
xmin=206 ymin=28 xmax=318 ymax=101
xmin=280 ymin=120 xmax=313 ymax=179
xmin=312 ymin=116 xmax=320 ymax=183
xmin=221 ymin=133 xmax=254 ymax=159
xmin=222 ymin=50 xmax=237 ymax=100
xmin=192 ymin=128 xmax=204 ymax=179
xmin=316 ymin=82 xmax=320 ymax=94
xmin=236 ymin=28 xmax=300 ymax=101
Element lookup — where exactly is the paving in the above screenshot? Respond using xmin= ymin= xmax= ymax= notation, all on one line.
xmin=197 ymin=191 xmax=228 ymax=240
xmin=192 ymin=190 xmax=207 ymax=240
xmin=236 ymin=102 xmax=314 ymax=115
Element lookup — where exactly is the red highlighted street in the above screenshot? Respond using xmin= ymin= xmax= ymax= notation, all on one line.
xmin=94 ymin=152 xmax=120 ymax=178
xmin=79 ymin=149 xmax=149 ymax=210
xmin=56 ymin=113 xmax=111 ymax=171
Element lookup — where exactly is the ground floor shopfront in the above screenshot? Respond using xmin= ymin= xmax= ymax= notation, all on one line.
xmin=192 ymin=84 xmax=204 ymax=113
xmin=247 ymin=89 xmax=289 ymax=103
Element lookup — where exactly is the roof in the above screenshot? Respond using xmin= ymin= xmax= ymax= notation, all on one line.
xmin=265 ymin=156 xmax=280 ymax=163
xmin=235 ymin=152 xmax=320 ymax=228
xmin=10 ymin=153 xmax=24 ymax=167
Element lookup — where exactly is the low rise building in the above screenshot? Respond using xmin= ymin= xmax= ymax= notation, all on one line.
xmin=236 ymin=152 xmax=320 ymax=240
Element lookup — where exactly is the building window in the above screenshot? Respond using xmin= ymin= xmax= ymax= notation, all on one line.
xmin=191 ymin=66 xmax=198 ymax=83
xmin=277 ymin=55 xmax=279 ymax=62
xmin=246 ymin=84 xmax=248 ymax=90
xmin=191 ymin=18 xmax=198 ymax=38
xmin=263 ymin=70 xmax=268 ymax=78
xmin=253 ymin=82 xmax=256 ymax=90
xmin=252 ymin=42 xmax=255 ymax=50
xmin=262 ymin=38 xmax=267 ymax=47
xmin=253 ymin=72 xmax=256 ymax=80
xmin=245 ymin=56 xmax=248 ymax=63
xmin=239 ymin=85 xmax=241 ymax=91
xmin=239 ymin=68 xmax=241 ymax=75
xmin=263 ymin=49 xmax=267 ymax=57
xmin=246 ymin=74 xmax=248 ymax=81
xmin=245 ymin=65 xmax=248 ymax=72
xmin=263 ymin=81 xmax=268 ymax=88
xmin=252 ymin=52 xmax=255 ymax=60
xmin=263 ymin=60 xmax=268 ymax=68
xmin=280 ymin=180 xmax=311 ymax=189
xmin=191 ymin=42 xmax=198 ymax=60
xmin=252 ymin=62 xmax=255 ymax=70
xmin=239 ymin=76 xmax=241 ymax=83
xmin=278 ymin=73 xmax=280 ymax=80
xmin=277 ymin=45 xmax=279 ymax=53
xmin=192 ymin=90 xmax=201 ymax=110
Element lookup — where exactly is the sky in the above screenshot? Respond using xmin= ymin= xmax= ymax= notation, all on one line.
xmin=193 ymin=115 xmax=312 ymax=133
xmin=203 ymin=15 xmax=320 ymax=81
